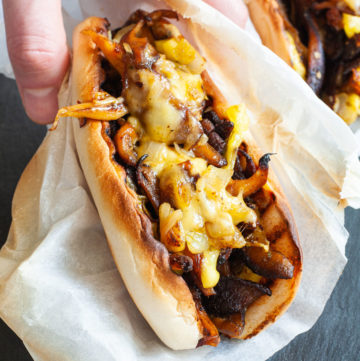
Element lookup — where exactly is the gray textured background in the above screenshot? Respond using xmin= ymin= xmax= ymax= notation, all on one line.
xmin=0 ymin=74 xmax=359 ymax=360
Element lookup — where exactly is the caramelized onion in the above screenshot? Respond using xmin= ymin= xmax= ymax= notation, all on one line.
xmin=185 ymin=251 xmax=216 ymax=296
xmin=159 ymin=203 xmax=185 ymax=252
xmin=83 ymin=30 xmax=126 ymax=77
xmin=51 ymin=94 xmax=128 ymax=130
xmin=159 ymin=164 xmax=193 ymax=209
xmin=122 ymin=20 xmax=159 ymax=69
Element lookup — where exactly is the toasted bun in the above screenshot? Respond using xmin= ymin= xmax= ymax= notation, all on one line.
xmin=246 ymin=0 xmax=293 ymax=66
xmin=71 ymin=17 xmax=202 ymax=350
xmin=239 ymin=137 xmax=302 ymax=338
xmin=69 ymin=16 xmax=302 ymax=348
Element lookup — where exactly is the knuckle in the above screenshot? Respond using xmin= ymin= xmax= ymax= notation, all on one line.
xmin=7 ymin=34 xmax=61 ymax=76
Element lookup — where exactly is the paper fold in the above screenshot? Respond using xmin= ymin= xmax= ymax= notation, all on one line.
xmin=0 ymin=1 xmax=359 ymax=360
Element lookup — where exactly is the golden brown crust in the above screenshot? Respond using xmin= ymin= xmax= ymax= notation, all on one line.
xmin=239 ymin=135 xmax=302 ymax=338
xmin=246 ymin=0 xmax=308 ymax=71
xmin=71 ymin=17 xmax=202 ymax=350
xmin=69 ymin=15 xmax=302 ymax=348
xmin=246 ymin=0 xmax=293 ymax=65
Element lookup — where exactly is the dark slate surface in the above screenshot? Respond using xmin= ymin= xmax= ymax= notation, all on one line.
xmin=0 ymin=73 xmax=359 ymax=360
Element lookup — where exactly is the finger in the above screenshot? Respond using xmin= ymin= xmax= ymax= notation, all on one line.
xmin=3 ymin=0 xmax=69 ymax=124
xmin=203 ymin=0 xmax=249 ymax=28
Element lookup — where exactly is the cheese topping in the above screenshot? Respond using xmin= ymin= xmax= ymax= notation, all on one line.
xmin=137 ymin=125 xmax=255 ymax=287
xmin=284 ymin=31 xmax=306 ymax=79
xmin=343 ymin=13 xmax=360 ymax=38
xmin=123 ymin=54 xmax=205 ymax=144
xmin=123 ymin=39 xmax=258 ymax=288
xmin=334 ymin=92 xmax=360 ymax=125
xmin=225 ymin=104 xmax=250 ymax=169
xmin=53 ymin=13 xmax=271 ymax=292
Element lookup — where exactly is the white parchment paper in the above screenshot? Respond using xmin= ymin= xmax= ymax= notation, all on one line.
xmin=1 ymin=0 xmax=360 ymax=360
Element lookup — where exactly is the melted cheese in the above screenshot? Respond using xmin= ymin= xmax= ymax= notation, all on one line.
xmin=284 ymin=31 xmax=306 ymax=79
xmin=343 ymin=13 xmax=360 ymax=38
xmin=155 ymin=38 xmax=196 ymax=65
xmin=238 ymin=265 xmax=262 ymax=283
xmin=123 ymin=55 xmax=205 ymax=144
xmin=137 ymin=139 xmax=256 ymax=288
xmin=344 ymin=0 xmax=360 ymax=12
xmin=120 ymin=32 xmax=257 ymax=289
xmin=185 ymin=231 xmax=209 ymax=254
xmin=156 ymin=56 xmax=205 ymax=119
xmin=155 ymin=36 xmax=206 ymax=74
xmin=225 ymin=104 xmax=249 ymax=169
xmin=56 ymin=25 xmax=262 ymax=290
xmin=124 ymin=68 xmax=183 ymax=142
xmin=137 ymin=138 xmax=208 ymax=175
xmin=201 ymin=249 xmax=220 ymax=288
xmin=334 ymin=92 xmax=360 ymax=125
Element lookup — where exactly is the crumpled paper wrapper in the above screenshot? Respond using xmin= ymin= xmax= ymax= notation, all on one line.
xmin=1 ymin=0 xmax=360 ymax=360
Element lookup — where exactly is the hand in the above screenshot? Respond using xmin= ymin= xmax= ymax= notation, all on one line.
xmin=3 ymin=0 xmax=69 ymax=124
xmin=203 ymin=0 xmax=248 ymax=28
xmin=2 ymin=0 xmax=247 ymax=125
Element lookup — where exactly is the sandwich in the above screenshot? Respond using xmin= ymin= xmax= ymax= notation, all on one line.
xmin=247 ymin=0 xmax=360 ymax=124
xmin=53 ymin=9 xmax=302 ymax=350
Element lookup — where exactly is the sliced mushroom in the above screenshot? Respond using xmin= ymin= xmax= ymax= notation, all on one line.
xmin=217 ymin=248 xmax=232 ymax=277
xmin=187 ymin=284 xmax=220 ymax=347
xmin=114 ymin=123 xmax=138 ymax=166
xmin=215 ymin=119 xmax=234 ymax=140
xmin=211 ymin=312 xmax=245 ymax=338
xmin=201 ymin=118 xmax=215 ymax=135
xmin=169 ymin=254 xmax=193 ymax=274
xmin=192 ymin=142 xmax=227 ymax=167
xmin=304 ymin=11 xmax=325 ymax=94
xmin=208 ymin=132 xmax=226 ymax=154
xmin=227 ymin=153 xmax=272 ymax=198
xmin=241 ymin=247 xmax=294 ymax=279
xmin=203 ymin=277 xmax=271 ymax=318
xmin=136 ymin=155 xmax=160 ymax=211
xmin=233 ymin=148 xmax=257 ymax=180
xmin=217 ymin=248 xmax=232 ymax=265
xmin=202 ymin=110 xmax=223 ymax=126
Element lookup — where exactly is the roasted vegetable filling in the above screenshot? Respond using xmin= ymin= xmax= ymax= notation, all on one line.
xmin=54 ymin=9 xmax=295 ymax=346
xmin=279 ymin=0 xmax=360 ymax=124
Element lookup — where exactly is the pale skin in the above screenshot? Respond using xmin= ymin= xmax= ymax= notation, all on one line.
xmin=2 ymin=0 xmax=248 ymax=124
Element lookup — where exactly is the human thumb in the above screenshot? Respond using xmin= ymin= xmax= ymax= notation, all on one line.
xmin=3 ymin=0 xmax=69 ymax=124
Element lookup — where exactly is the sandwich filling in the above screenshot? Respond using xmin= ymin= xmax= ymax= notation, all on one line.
xmin=269 ymin=0 xmax=360 ymax=124
xmin=54 ymin=10 xmax=296 ymax=347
